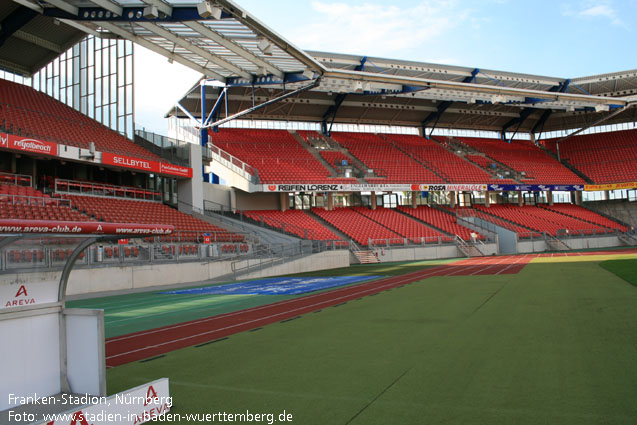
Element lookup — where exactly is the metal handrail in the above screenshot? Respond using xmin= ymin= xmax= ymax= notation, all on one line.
xmin=54 ymin=178 xmax=161 ymax=201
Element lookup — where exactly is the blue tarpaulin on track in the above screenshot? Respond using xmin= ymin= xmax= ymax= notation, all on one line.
xmin=161 ymin=276 xmax=383 ymax=295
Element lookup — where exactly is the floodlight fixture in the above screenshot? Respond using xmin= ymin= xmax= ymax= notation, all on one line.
xmin=258 ymin=38 xmax=274 ymax=55
xmin=197 ymin=1 xmax=222 ymax=19
xmin=143 ymin=5 xmax=159 ymax=18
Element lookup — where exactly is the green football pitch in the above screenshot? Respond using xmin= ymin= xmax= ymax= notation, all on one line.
xmin=102 ymin=254 xmax=637 ymax=424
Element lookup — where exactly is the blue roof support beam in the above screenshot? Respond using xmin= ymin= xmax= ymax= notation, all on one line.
xmin=322 ymin=93 xmax=347 ymax=136
xmin=421 ymin=68 xmax=479 ymax=138
xmin=529 ymin=79 xmax=571 ymax=140
xmin=501 ymin=107 xmax=535 ymax=143
xmin=319 ymin=56 xmax=367 ymax=135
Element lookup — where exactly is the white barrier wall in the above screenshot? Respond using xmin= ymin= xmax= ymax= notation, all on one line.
xmin=0 ymin=251 xmax=350 ymax=297
xmin=517 ymin=235 xmax=621 ymax=253
xmin=372 ymin=245 xmax=462 ymax=263
xmin=0 ymin=312 xmax=61 ymax=411
xmin=65 ymin=309 xmax=105 ymax=397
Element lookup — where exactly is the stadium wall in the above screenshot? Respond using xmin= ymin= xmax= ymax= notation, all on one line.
xmin=0 ymin=251 xmax=349 ymax=297
xmin=235 ymin=190 xmax=281 ymax=210
xmin=517 ymin=235 xmax=622 ymax=253
xmin=370 ymin=242 xmax=498 ymax=263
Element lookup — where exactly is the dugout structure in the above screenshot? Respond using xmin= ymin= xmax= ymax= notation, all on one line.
xmin=0 ymin=220 xmax=173 ymax=414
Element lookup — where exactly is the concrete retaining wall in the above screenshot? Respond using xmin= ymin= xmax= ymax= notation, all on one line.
xmin=0 ymin=250 xmax=349 ymax=297
xmin=371 ymin=242 xmax=498 ymax=263
xmin=517 ymin=235 xmax=621 ymax=253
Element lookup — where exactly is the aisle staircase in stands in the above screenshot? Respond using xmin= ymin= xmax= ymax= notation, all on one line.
xmin=618 ymin=233 xmax=637 ymax=246
xmin=454 ymin=236 xmax=485 ymax=257
xmin=350 ymin=240 xmax=380 ymax=264
xmin=545 ymin=235 xmax=571 ymax=251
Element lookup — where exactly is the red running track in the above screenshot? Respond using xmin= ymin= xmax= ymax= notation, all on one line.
xmin=105 ymin=255 xmax=533 ymax=366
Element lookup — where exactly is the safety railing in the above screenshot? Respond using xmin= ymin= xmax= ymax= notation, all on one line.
xmin=0 ymin=194 xmax=71 ymax=207
xmin=0 ymin=236 xmax=254 ymax=272
xmin=0 ymin=171 xmax=32 ymax=187
xmin=368 ymin=236 xmax=456 ymax=247
xmin=205 ymin=144 xmax=260 ymax=184
xmin=134 ymin=128 xmax=190 ymax=166
xmin=230 ymin=239 xmax=347 ymax=278
xmin=54 ymin=178 xmax=162 ymax=201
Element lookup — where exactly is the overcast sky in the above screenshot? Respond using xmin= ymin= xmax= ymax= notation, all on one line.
xmin=134 ymin=0 xmax=637 ymax=134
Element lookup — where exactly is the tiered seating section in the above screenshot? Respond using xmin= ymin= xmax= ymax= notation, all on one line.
xmin=329 ymin=132 xmax=444 ymax=183
xmin=474 ymin=204 xmax=611 ymax=236
xmin=61 ymin=195 xmax=242 ymax=242
xmin=398 ymin=206 xmax=484 ymax=241
xmin=0 ymin=79 xmax=159 ymax=161
xmin=539 ymin=204 xmax=627 ymax=232
xmin=384 ymin=134 xmax=496 ymax=183
xmin=352 ymin=207 xmax=450 ymax=243
xmin=211 ymin=129 xmax=354 ymax=183
xmin=312 ymin=207 xmax=403 ymax=246
xmin=211 ymin=129 xmax=595 ymax=185
xmin=542 ymin=130 xmax=637 ymax=183
xmin=459 ymin=137 xmax=584 ymax=184
xmin=319 ymin=151 xmax=351 ymax=167
xmin=243 ymin=209 xmax=341 ymax=241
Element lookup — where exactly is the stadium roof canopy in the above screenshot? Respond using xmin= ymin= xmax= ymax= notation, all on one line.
xmin=3 ymin=0 xmax=637 ymax=135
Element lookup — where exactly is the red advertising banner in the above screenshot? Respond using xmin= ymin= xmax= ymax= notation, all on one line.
xmin=159 ymin=162 xmax=193 ymax=178
xmin=0 ymin=219 xmax=174 ymax=235
xmin=102 ymin=152 xmax=193 ymax=178
xmin=0 ymin=133 xmax=58 ymax=156
xmin=0 ymin=133 xmax=192 ymax=178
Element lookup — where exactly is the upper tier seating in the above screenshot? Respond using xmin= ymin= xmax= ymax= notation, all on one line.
xmin=320 ymin=151 xmax=352 ymax=168
xmin=352 ymin=207 xmax=450 ymax=242
xmin=0 ymin=79 xmax=159 ymax=161
xmin=312 ymin=207 xmax=402 ymax=246
xmin=243 ymin=209 xmax=341 ymax=241
xmin=458 ymin=137 xmax=584 ymax=184
xmin=384 ymin=134 xmax=498 ymax=183
xmin=211 ymin=129 xmax=355 ymax=184
xmin=62 ymin=194 xmax=242 ymax=241
xmin=474 ymin=204 xmax=606 ymax=236
xmin=397 ymin=206 xmax=484 ymax=241
xmin=539 ymin=204 xmax=627 ymax=232
xmin=329 ymin=132 xmax=444 ymax=183
xmin=542 ymin=130 xmax=637 ymax=184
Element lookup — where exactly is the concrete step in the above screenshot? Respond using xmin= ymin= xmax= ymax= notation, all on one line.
xmin=353 ymin=250 xmax=380 ymax=264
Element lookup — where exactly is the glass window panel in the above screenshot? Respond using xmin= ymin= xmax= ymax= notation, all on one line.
xmin=109 ymin=105 xmax=115 ymax=128
xmin=95 ymin=79 xmax=101 ymax=107
xmin=88 ymin=95 xmax=94 ymax=119
xmin=103 ymin=77 xmax=109 ymax=104
xmin=125 ymin=55 xmax=132 ymax=83
xmin=110 ymin=74 xmax=116 ymax=100
xmin=126 ymin=115 xmax=133 ymax=139
xmin=95 ymin=48 xmax=101 ymax=76
xmin=88 ymin=66 xmax=94 ymax=95
xmin=126 ymin=85 xmax=133 ymax=112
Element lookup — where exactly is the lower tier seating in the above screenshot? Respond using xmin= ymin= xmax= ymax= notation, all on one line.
xmin=539 ymin=204 xmax=627 ymax=232
xmin=61 ymin=195 xmax=242 ymax=242
xmin=474 ymin=204 xmax=608 ymax=236
xmin=243 ymin=209 xmax=341 ymax=240
xmin=352 ymin=207 xmax=449 ymax=242
xmin=312 ymin=207 xmax=403 ymax=246
xmin=397 ymin=206 xmax=484 ymax=241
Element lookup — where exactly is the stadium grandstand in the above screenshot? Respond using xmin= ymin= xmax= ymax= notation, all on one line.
xmin=1 ymin=0 xmax=637 ymax=424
